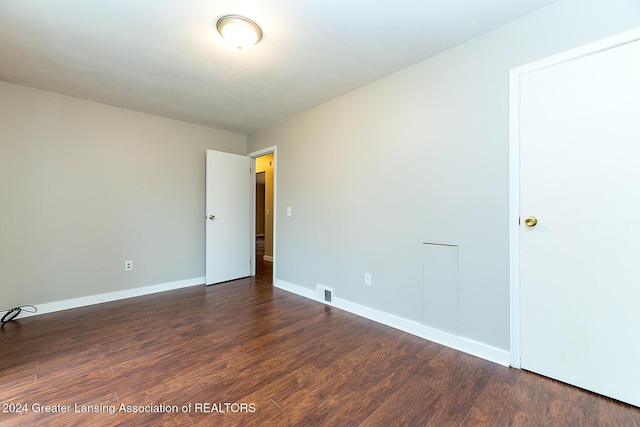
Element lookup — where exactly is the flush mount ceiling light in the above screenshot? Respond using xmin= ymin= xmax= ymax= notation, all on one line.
xmin=216 ymin=15 xmax=262 ymax=50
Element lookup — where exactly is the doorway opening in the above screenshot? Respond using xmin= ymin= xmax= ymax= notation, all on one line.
xmin=249 ymin=147 xmax=276 ymax=284
xmin=256 ymin=171 xmax=266 ymax=238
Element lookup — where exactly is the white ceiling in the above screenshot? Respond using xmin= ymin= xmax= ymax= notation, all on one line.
xmin=0 ymin=0 xmax=561 ymax=134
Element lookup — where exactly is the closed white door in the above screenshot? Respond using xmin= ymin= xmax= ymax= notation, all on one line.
xmin=519 ymin=37 xmax=640 ymax=406
xmin=206 ymin=149 xmax=251 ymax=285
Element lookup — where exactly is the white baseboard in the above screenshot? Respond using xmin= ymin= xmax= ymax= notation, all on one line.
xmin=275 ymin=279 xmax=317 ymax=300
xmin=273 ymin=279 xmax=510 ymax=366
xmin=19 ymin=277 xmax=205 ymax=319
xmin=263 ymin=255 xmax=274 ymax=262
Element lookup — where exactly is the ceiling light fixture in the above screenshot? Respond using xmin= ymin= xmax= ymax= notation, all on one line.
xmin=216 ymin=15 xmax=262 ymax=50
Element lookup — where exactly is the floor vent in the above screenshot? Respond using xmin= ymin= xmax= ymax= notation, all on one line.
xmin=316 ymin=285 xmax=334 ymax=303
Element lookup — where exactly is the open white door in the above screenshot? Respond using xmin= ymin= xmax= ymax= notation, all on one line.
xmin=206 ymin=150 xmax=251 ymax=285
xmin=516 ymin=32 xmax=640 ymax=406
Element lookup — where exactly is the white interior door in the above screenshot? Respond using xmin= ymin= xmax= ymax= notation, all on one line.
xmin=206 ymin=149 xmax=251 ymax=285
xmin=519 ymin=37 xmax=640 ymax=406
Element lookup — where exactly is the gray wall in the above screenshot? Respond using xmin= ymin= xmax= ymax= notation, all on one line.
xmin=1 ymin=82 xmax=246 ymax=308
xmin=248 ymin=0 xmax=640 ymax=350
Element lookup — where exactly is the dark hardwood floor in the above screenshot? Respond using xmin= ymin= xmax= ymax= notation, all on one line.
xmin=1 ymin=245 xmax=639 ymax=426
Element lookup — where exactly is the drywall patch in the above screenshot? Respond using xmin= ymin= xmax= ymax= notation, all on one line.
xmin=422 ymin=243 xmax=459 ymax=335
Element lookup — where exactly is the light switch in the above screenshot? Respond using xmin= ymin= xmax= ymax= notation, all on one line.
xmin=287 ymin=207 xmax=292 ymax=217
xmin=266 ymin=208 xmax=270 ymax=216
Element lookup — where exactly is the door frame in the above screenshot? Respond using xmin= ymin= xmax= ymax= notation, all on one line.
xmin=248 ymin=146 xmax=277 ymax=280
xmin=508 ymin=27 xmax=640 ymax=368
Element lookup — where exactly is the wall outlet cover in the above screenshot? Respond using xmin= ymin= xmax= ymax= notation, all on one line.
xmin=364 ymin=273 xmax=372 ymax=286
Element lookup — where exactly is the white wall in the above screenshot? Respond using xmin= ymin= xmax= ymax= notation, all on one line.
xmin=0 ymin=82 xmax=246 ymax=308
xmin=248 ymin=0 xmax=640 ymax=350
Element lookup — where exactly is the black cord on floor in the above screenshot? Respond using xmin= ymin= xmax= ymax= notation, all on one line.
xmin=1 ymin=305 xmax=37 ymax=324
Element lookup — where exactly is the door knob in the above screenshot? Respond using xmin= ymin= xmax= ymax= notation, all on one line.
xmin=208 ymin=215 xmax=215 ymax=220
xmin=524 ymin=216 xmax=538 ymax=227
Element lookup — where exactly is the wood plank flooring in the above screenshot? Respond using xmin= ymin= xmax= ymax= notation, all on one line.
xmin=2 ymin=251 xmax=639 ymax=425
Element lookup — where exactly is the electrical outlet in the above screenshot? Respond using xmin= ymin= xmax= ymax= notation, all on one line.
xmin=364 ymin=273 xmax=372 ymax=286
xmin=125 ymin=260 xmax=133 ymax=271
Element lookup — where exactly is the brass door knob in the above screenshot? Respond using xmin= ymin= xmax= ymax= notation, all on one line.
xmin=524 ymin=216 xmax=538 ymax=227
